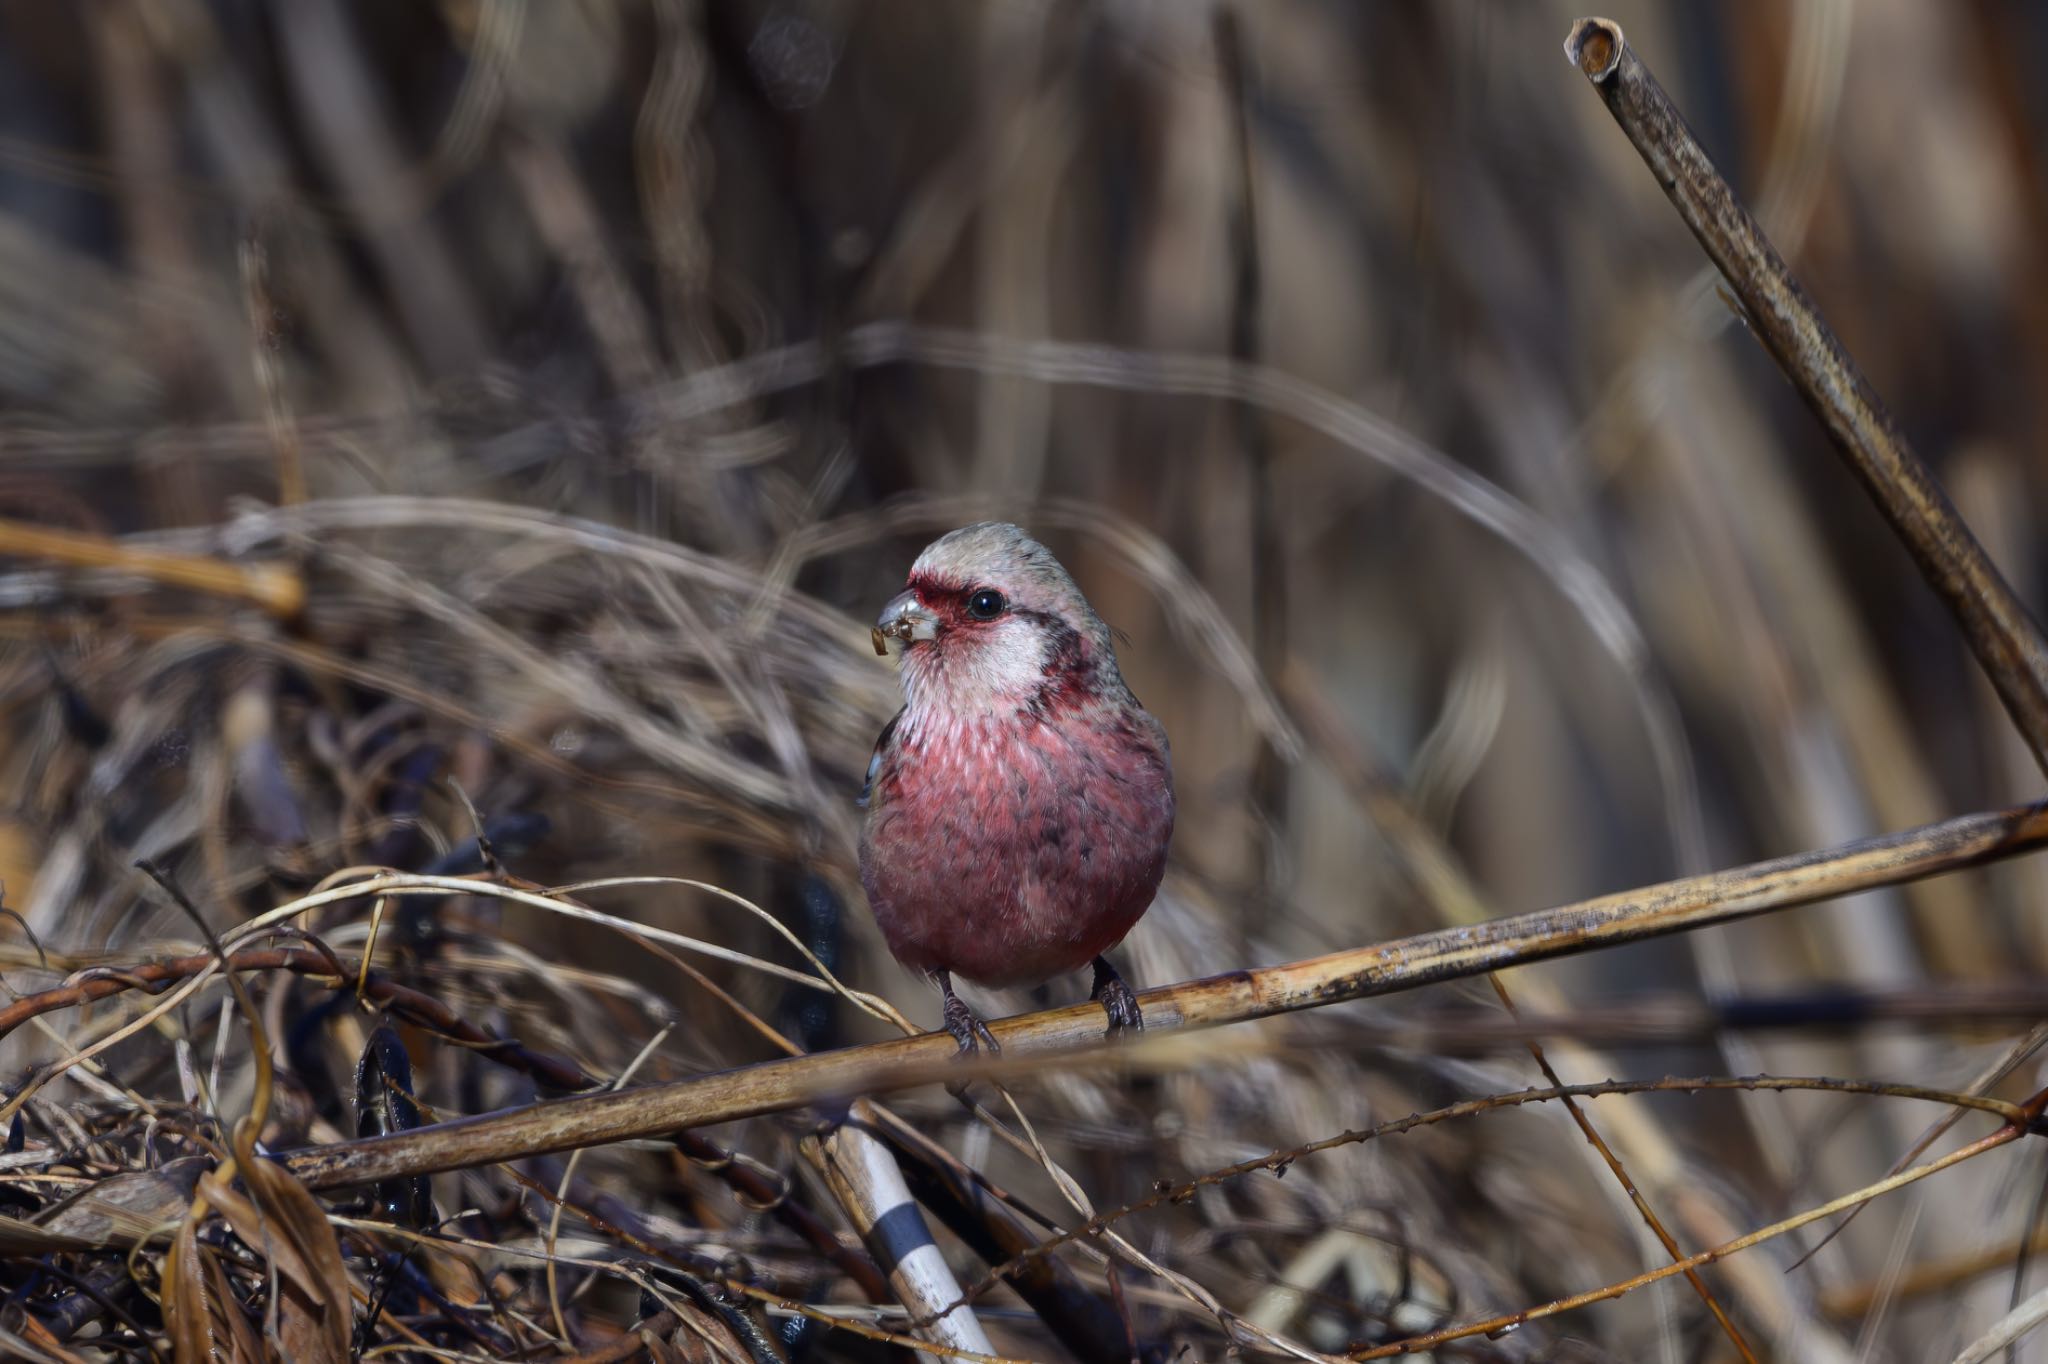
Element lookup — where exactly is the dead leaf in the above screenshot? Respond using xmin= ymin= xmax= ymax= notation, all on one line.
xmin=163 ymin=1213 xmax=263 ymax=1364
xmin=198 ymin=1163 xmax=351 ymax=1363
xmin=0 ymin=1213 xmax=95 ymax=1257
xmin=35 ymin=1156 xmax=205 ymax=1248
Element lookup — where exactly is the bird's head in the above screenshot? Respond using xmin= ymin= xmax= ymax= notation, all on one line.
xmin=872 ymin=522 xmax=1124 ymax=725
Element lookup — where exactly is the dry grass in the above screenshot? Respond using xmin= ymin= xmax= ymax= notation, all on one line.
xmin=0 ymin=3 xmax=2043 ymax=1361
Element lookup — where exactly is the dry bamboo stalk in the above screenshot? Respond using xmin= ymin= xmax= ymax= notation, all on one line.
xmin=804 ymin=1101 xmax=997 ymax=1361
xmin=1564 ymin=16 xmax=2048 ymax=778
xmin=870 ymin=1108 xmax=1144 ymax=1364
xmin=282 ymin=799 xmax=2048 ymax=1192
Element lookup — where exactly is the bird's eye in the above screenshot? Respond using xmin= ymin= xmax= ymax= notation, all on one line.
xmin=964 ymin=588 xmax=1007 ymax=621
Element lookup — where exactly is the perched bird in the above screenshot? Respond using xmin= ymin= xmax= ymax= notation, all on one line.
xmin=859 ymin=522 xmax=1175 ymax=1054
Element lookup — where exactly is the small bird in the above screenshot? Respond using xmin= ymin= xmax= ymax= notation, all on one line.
xmin=859 ymin=522 xmax=1175 ymax=1054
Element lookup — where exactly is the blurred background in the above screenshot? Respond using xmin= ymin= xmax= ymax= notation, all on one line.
xmin=0 ymin=1 xmax=2045 ymax=1359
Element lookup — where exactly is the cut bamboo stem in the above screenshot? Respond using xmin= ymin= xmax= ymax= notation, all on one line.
xmin=1565 ymin=16 xmax=2048 ymax=779
xmin=871 ymin=1107 xmax=1149 ymax=1364
xmin=805 ymin=1102 xmax=997 ymax=1362
xmin=283 ymin=800 xmax=2048 ymax=1192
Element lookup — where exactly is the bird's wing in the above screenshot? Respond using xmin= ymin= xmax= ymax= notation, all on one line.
xmin=858 ymin=707 xmax=904 ymax=809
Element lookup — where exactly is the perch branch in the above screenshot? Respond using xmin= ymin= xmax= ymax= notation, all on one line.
xmin=282 ymin=800 xmax=2048 ymax=1192
xmin=1565 ymin=16 xmax=2048 ymax=777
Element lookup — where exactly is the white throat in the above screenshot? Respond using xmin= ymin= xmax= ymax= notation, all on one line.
xmin=898 ymin=620 xmax=1050 ymax=736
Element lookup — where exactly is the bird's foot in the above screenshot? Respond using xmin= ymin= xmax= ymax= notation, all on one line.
xmin=1091 ymin=956 xmax=1144 ymax=1036
xmin=939 ymin=972 xmax=1001 ymax=1058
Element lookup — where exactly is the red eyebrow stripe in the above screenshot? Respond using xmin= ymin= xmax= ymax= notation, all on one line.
xmin=905 ymin=571 xmax=963 ymax=604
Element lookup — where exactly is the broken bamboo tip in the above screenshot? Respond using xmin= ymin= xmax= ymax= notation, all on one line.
xmin=1565 ymin=17 xmax=1625 ymax=83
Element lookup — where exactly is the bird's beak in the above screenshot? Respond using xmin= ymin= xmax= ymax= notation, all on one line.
xmin=871 ymin=590 xmax=938 ymax=655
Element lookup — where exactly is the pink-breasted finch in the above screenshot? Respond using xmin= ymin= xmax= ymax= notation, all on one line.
xmin=859 ymin=522 xmax=1175 ymax=1054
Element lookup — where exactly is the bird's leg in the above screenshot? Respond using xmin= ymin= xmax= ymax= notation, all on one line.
xmin=1090 ymin=955 xmax=1144 ymax=1035
xmin=938 ymin=971 xmax=1000 ymax=1057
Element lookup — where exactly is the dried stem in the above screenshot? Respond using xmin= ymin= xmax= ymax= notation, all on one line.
xmin=1353 ymin=1118 xmax=2027 ymax=1358
xmin=1565 ymin=15 xmax=2048 ymax=777
xmin=937 ymin=1074 xmax=2027 ymax=1319
xmin=804 ymin=1102 xmax=997 ymax=1360
xmin=872 ymin=1109 xmax=1154 ymax=1364
xmin=1487 ymin=979 xmax=1760 ymax=1364
xmin=0 ymin=515 xmax=302 ymax=616
xmin=282 ymin=800 xmax=2048 ymax=1192
xmin=0 ymin=940 xmax=893 ymax=1307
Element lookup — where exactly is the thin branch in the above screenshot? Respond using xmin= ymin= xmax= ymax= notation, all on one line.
xmin=1288 ymin=660 xmax=1754 ymax=1354
xmin=1354 ymin=1119 xmax=2027 ymax=1358
xmin=281 ymin=800 xmax=2048 ymax=1192
xmin=16 ymin=946 xmax=2045 ymax=1051
xmin=1564 ymin=15 xmax=2048 ymax=777
xmin=0 ymin=515 xmax=302 ymax=617
xmin=929 ymin=1075 xmax=2025 ymax=1331
xmin=0 ymin=939 xmax=896 ymax=1306
xmin=1487 ymin=978 xmax=1760 ymax=1363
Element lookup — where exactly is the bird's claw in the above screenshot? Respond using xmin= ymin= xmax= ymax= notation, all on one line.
xmin=939 ymin=973 xmax=1001 ymax=1058
xmin=1091 ymin=956 xmax=1144 ymax=1037
xmin=944 ymin=1011 xmax=1002 ymax=1058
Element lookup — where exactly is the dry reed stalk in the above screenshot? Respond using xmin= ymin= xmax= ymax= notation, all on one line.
xmin=805 ymin=1103 xmax=998 ymax=1359
xmin=1566 ymin=15 xmax=2048 ymax=777
xmin=283 ymin=799 xmax=2048 ymax=1191
xmin=0 ymin=515 xmax=302 ymax=616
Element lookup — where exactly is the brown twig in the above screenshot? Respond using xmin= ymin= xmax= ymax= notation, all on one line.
xmin=1564 ymin=15 xmax=2048 ymax=778
xmin=13 ymin=942 xmax=2043 ymax=1052
xmin=1351 ymin=1117 xmax=2027 ymax=1358
xmin=1287 ymin=662 xmax=1757 ymax=1358
xmin=0 ymin=516 xmax=303 ymax=617
xmin=1487 ymin=979 xmax=1760 ymax=1362
xmin=935 ymin=1075 xmax=2025 ymax=1320
xmin=281 ymin=800 xmax=2048 ymax=1192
